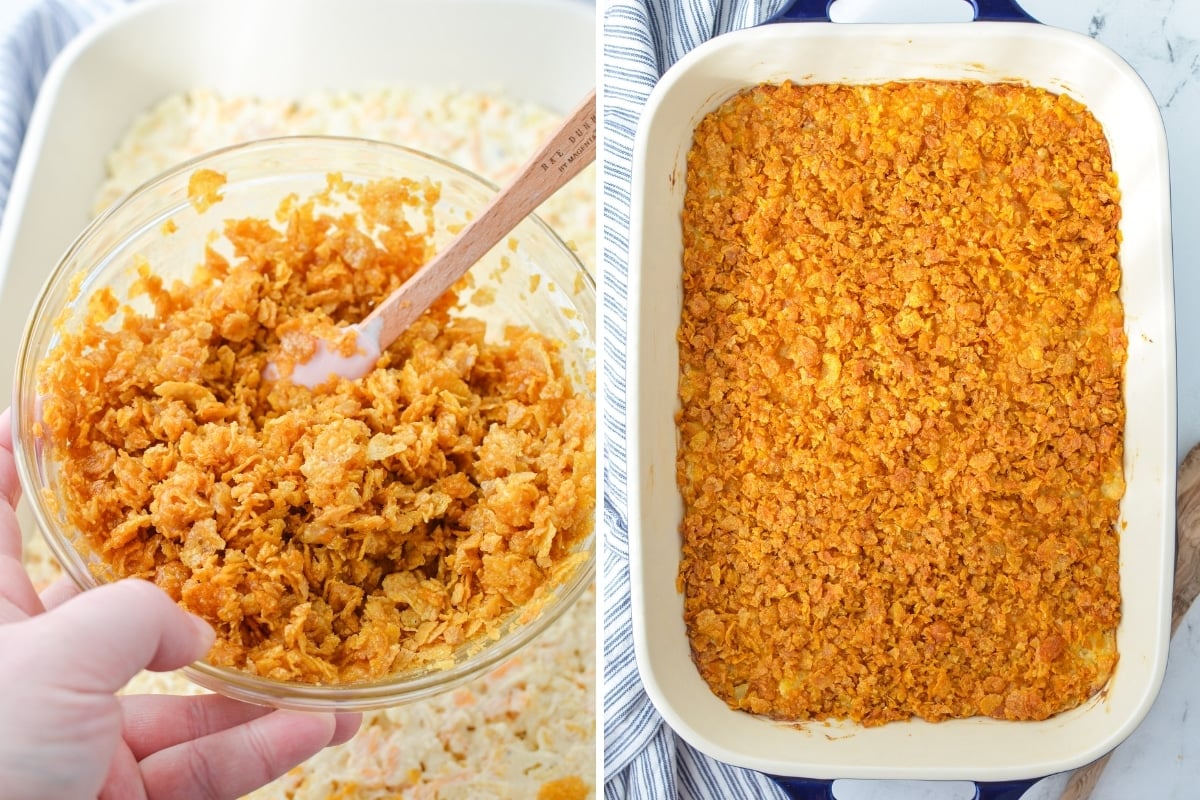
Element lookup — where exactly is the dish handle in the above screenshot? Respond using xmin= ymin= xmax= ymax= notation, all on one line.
xmin=770 ymin=0 xmax=1036 ymax=23
xmin=769 ymin=777 xmax=1039 ymax=799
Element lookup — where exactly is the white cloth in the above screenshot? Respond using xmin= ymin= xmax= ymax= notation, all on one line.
xmin=599 ymin=1 xmax=797 ymax=798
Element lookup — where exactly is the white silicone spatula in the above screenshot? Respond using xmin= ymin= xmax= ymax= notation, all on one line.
xmin=276 ymin=88 xmax=597 ymax=388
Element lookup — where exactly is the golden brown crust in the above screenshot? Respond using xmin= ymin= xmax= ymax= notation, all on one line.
xmin=677 ymin=81 xmax=1124 ymax=725
xmin=37 ymin=175 xmax=595 ymax=685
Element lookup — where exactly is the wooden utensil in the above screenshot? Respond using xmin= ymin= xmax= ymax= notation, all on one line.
xmin=1058 ymin=443 xmax=1200 ymax=800
xmin=276 ymin=88 xmax=597 ymax=388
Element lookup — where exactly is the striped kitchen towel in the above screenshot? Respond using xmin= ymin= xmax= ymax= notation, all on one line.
xmin=600 ymin=1 xmax=792 ymax=798
xmin=0 ymin=0 xmax=126 ymax=220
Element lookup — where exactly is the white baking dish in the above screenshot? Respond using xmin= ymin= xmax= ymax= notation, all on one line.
xmin=627 ymin=13 xmax=1176 ymax=791
xmin=0 ymin=0 xmax=594 ymax=412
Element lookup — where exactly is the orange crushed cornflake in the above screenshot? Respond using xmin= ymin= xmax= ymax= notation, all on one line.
xmin=37 ymin=173 xmax=595 ymax=685
xmin=677 ymin=81 xmax=1124 ymax=726
xmin=537 ymin=775 xmax=589 ymax=800
xmin=187 ymin=167 xmax=226 ymax=213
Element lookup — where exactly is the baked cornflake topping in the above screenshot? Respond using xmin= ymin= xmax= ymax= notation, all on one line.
xmin=678 ymin=80 xmax=1124 ymax=726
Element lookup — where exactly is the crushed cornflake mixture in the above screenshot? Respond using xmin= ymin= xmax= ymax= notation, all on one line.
xmin=677 ymin=81 xmax=1125 ymax=726
xmin=23 ymin=86 xmax=596 ymax=799
xmin=38 ymin=173 xmax=594 ymax=683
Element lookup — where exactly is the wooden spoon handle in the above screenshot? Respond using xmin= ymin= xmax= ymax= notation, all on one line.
xmin=1059 ymin=443 xmax=1200 ymax=800
xmin=363 ymin=88 xmax=597 ymax=347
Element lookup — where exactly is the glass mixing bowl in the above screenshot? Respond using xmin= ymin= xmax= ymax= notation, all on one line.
xmin=12 ymin=136 xmax=595 ymax=711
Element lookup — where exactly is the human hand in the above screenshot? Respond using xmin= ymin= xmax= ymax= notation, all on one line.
xmin=0 ymin=407 xmax=362 ymax=800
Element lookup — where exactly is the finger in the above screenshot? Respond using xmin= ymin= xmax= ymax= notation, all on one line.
xmin=98 ymin=742 xmax=149 ymax=800
xmin=330 ymin=712 xmax=363 ymax=746
xmin=31 ymin=578 xmax=215 ymax=694
xmin=119 ymin=694 xmax=275 ymax=760
xmin=0 ymin=504 xmax=19 ymax=562
xmin=139 ymin=709 xmax=337 ymax=800
xmin=0 ymin=408 xmax=23 ymax=561
xmin=0 ymin=553 xmax=44 ymax=617
xmin=0 ymin=407 xmax=18 ymax=505
xmin=39 ymin=574 xmax=82 ymax=610
xmin=121 ymin=693 xmax=362 ymax=760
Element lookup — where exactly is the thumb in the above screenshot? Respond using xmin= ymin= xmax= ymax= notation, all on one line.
xmin=20 ymin=578 xmax=214 ymax=694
